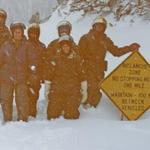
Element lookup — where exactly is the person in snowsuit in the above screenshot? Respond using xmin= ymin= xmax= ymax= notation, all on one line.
xmin=78 ymin=16 xmax=140 ymax=108
xmin=0 ymin=22 xmax=34 ymax=122
xmin=27 ymin=23 xmax=46 ymax=117
xmin=45 ymin=20 xmax=79 ymax=99
xmin=0 ymin=9 xmax=11 ymax=110
xmin=0 ymin=9 xmax=11 ymax=47
xmin=45 ymin=34 xmax=86 ymax=120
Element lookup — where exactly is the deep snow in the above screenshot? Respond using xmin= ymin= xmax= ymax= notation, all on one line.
xmin=0 ymin=7 xmax=150 ymax=150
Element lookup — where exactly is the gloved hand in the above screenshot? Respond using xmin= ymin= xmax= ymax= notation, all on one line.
xmin=130 ymin=43 xmax=141 ymax=51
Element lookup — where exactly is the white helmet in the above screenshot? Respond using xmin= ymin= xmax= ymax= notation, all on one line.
xmin=59 ymin=34 xmax=71 ymax=43
xmin=0 ymin=9 xmax=7 ymax=18
xmin=28 ymin=23 xmax=40 ymax=39
xmin=10 ymin=21 xmax=26 ymax=31
xmin=92 ymin=16 xmax=107 ymax=27
xmin=57 ymin=20 xmax=72 ymax=30
xmin=28 ymin=23 xmax=40 ymax=34
xmin=28 ymin=23 xmax=40 ymax=30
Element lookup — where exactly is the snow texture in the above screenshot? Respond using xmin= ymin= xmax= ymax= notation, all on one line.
xmin=0 ymin=0 xmax=58 ymax=25
xmin=0 ymin=1 xmax=150 ymax=150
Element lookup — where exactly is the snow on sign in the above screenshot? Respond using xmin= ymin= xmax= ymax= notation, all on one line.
xmin=100 ymin=51 xmax=150 ymax=120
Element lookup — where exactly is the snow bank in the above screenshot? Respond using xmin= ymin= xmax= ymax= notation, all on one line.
xmin=0 ymin=5 xmax=150 ymax=150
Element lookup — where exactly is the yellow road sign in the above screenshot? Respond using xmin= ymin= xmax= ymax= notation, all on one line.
xmin=101 ymin=51 xmax=150 ymax=120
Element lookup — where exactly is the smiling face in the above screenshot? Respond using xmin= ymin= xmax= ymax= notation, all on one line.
xmin=60 ymin=41 xmax=71 ymax=55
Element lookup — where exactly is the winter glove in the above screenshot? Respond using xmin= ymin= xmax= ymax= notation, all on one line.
xmin=129 ymin=43 xmax=140 ymax=51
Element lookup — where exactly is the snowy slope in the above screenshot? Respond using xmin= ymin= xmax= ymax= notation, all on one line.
xmin=0 ymin=6 xmax=150 ymax=150
xmin=0 ymin=0 xmax=58 ymax=25
xmin=41 ymin=8 xmax=150 ymax=74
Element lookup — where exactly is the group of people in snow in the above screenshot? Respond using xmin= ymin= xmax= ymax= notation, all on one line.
xmin=0 ymin=9 xmax=140 ymax=122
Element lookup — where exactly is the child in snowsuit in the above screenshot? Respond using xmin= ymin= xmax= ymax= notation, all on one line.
xmin=46 ymin=34 xmax=85 ymax=119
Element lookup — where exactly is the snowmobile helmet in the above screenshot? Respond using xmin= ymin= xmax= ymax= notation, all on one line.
xmin=10 ymin=22 xmax=26 ymax=37
xmin=0 ymin=9 xmax=7 ymax=19
xmin=92 ymin=16 xmax=107 ymax=30
xmin=57 ymin=20 xmax=72 ymax=36
xmin=59 ymin=34 xmax=72 ymax=46
xmin=28 ymin=23 xmax=40 ymax=39
xmin=10 ymin=22 xmax=26 ymax=31
xmin=59 ymin=34 xmax=72 ymax=55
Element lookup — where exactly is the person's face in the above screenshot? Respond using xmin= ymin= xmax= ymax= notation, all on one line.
xmin=29 ymin=32 xmax=39 ymax=41
xmin=61 ymin=43 xmax=71 ymax=55
xmin=0 ymin=15 xmax=5 ymax=26
xmin=13 ymin=28 xmax=23 ymax=41
xmin=58 ymin=25 xmax=70 ymax=36
xmin=93 ymin=23 xmax=105 ymax=33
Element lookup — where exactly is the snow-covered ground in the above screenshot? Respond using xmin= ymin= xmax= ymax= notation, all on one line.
xmin=0 ymin=8 xmax=150 ymax=150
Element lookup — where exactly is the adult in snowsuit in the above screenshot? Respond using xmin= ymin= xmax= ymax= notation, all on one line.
xmin=0 ymin=22 xmax=34 ymax=122
xmin=78 ymin=16 xmax=140 ymax=108
xmin=0 ymin=9 xmax=11 ymax=112
xmin=45 ymin=20 xmax=79 ymax=99
xmin=45 ymin=34 xmax=86 ymax=119
xmin=27 ymin=23 xmax=46 ymax=117
xmin=0 ymin=9 xmax=11 ymax=47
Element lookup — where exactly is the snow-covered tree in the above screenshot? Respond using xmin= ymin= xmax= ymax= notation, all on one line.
xmin=59 ymin=0 xmax=150 ymax=21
